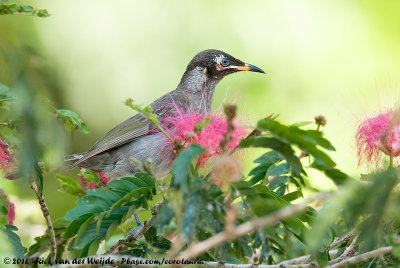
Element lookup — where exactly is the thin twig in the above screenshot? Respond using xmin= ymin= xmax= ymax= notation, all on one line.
xmin=327 ymin=230 xmax=356 ymax=251
xmin=278 ymin=249 xmax=339 ymax=266
xmin=177 ymin=192 xmax=333 ymax=260
xmin=107 ymin=199 xmax=166 ymax=254
xmin=220 ymin=104 xmax=236 ymax=153
xmin=327 ymin=246 xmax=393 ymax=268
xmin=278 ymin=230 xmax=355 ymax=265
xmin=328 ymin=235 xmax=358 ymax=265
xmin=0 ymin=97 xmax=16 ymax=102
xmin=28 ymin=238 xmax=67 ymax=260
xmin=30 ymin=179 xmax=57 ymax=263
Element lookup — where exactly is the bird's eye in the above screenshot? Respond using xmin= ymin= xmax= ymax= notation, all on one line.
xmin=220 ymin=57 xmax=230 ymax=67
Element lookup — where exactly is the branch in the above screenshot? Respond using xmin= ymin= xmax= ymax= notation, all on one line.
xmin=327 ymin=235 xmax=358 ymax=266
xmin=278 ymin=250 xmax=338 ymax=266
xmin=30 ymin=179 xmax=57 ymax=263
xmin=106 ymin=199 xmax=166 ymax=254
xmin=177 ymin=192 xmax=333 ymax=260
xmin=277 ymin=229 xmax=356 ymax=266
xmin=48 ymin=247 xmax=393 ymax=268
xmin=48 ymin=254 xmax=316 ymax=268
xmin=327 ymin=246 xmax=393 ymax=268
xmin=328 ymin=230 xmax=356 ymax=251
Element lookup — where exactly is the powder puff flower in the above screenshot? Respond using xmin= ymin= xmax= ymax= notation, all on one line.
xmin=0 ymin=139 xmax=14 ymax=173
xmin=355 ymin=109 xmax=400 ymax=167
xmin=80 ymin=169 xmax=111 ymax=190
xmin=159 ymin=107 xmax=249 ymax=167
xmin=0 ymin=190 xmax=15 ymax=225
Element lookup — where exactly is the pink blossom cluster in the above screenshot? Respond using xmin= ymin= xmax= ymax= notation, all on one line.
xmin=0 ymin=190 xmax=15 ymax=224
xmin=0 ymin=138 xmax=13 ymax=172
xmin=80 ymin=170 xmax=111 ymax=190
xmin=356 ymin=109 xmax=400 ymax=166
xmin=160 ymin=109 xmax=248 ymax=166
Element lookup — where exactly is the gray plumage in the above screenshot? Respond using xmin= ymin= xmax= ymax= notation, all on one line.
xmin=67 ymin=49 xmax=264 ymax=180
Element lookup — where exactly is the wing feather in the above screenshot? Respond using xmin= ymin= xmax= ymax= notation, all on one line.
xmin=71 ymin=114 xmax=151 ymax=167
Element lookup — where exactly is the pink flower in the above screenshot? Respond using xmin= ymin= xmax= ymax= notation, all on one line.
xmin=160 ymin=108 xmax=249 ymax=166
xmin=0 ymin=139 xmax=14 ymax=172
xmin=355 ymin=109 xmax=400 ymax=167
xmin=0 ymin=190 xmax=15 ymax=225
xmin=80 ymin=170 xmax=111 ymax=190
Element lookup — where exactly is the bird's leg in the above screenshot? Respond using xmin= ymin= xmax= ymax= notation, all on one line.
xmin=129 ymin=213 xmax=143 ymax=238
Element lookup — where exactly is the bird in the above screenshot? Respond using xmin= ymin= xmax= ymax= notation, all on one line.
xmin=66 ymin=49 xmax=265 ymax=181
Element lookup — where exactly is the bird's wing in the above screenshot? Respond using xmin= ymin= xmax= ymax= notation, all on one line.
xmin=71 ymin=113 xmax=151 ymax=168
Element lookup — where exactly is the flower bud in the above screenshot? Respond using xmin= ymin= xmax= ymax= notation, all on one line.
xmin=211 ymin=154 xmax=242 ymax=186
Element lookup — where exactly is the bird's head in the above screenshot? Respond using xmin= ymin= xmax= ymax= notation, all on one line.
xmin=184 ymin=49 xmax=265 ymax=81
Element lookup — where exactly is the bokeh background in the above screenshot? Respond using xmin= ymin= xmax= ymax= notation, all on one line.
xmin=1 ymin=0 xmax=400 ymax=252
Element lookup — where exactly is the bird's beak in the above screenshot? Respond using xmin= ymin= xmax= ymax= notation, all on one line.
xmin=235 ymin=63 xmax=265 ymax=74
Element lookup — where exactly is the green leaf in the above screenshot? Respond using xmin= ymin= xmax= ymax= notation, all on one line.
xmin=87 ymin=237 xmax=101 ymax=256
xmin=172 ymin=144 xmax=205 ymax=193
xmin=64 ymin=215 xmax=92 ymax=239
xmin=21 ymin=5 xmax=33 ymax=11
xmin=194 ymin=117 xmax=210 ymax=133
xmin=108 ymin=180 xmax=139 ymax=193
xmin=151 ymin=236 xmax=172 ymax=250
xmin=268 ymin=176 xmax=288 ymax=191
xmin=282 ymin=191 xmax=303 ymax=202
xmin=105 ymin=221 xmax=119 ymax=241
xmin=65 ymin=205 xmax=104 ymax=221
xmin=254 ymin=150 xmax=283 ymax=164
xmin=154 ymin=205 xmax=175 ymax=234
xmin=248 ymin=151 xmax=283 ymax=185
xmin=63 ymin=170 xmax=156 ymax=255
xmin=0 ymin=192 xmax=9 ymax=216
xmin=358 ymin=168 xmax=398 ymax=251
xmin=315 ymin=250 xmax=329 ymax=266
xmin=0 ymin=4 xmax=49 ymax=17
xmin=77 ymin=195 xmax=113 ymax=208
xmin=56 ymin=174 xmax=85 ymax=196
xmin=323 ymin=168 xmax=349 ymax=185
xmin=240 ymin=136 xmax=303 ymax=178
xmin=56 ymin=109 xmax=90 ymax=134
xmin=35 ymin=164 xmax=44 ymax=196
xmin=27 ymin=235 xmax=49 ymax=257
xmin=0 ymin=83 xmax=13 ymax=101
xmin=266 ymin=163 xmax=290 ymax=177
xmin=87 ymin=189 xmax=122 ymax=203
xmin=257 ymin=119 xmax=337 ymax=171
xmin=182 ymin=191 xmax=200 ymax=242
xmin=5 ymin=225 xmax=27 ymax=258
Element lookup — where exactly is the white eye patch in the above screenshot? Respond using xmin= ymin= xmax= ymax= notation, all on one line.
xmin=214 ymin=54 xmax=225 ymax=65
xmin=214 ymin=54 xmax=226 ymax=71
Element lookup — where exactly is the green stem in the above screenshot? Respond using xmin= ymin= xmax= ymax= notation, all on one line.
xmin=0 ymin=97 xmax=16 ymax=102
xmin=389 ymin=155 xmax=393 ymax=167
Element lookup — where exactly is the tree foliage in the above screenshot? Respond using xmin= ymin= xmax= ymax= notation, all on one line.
xmin=1 ymin=6 xmax=400 ymax=268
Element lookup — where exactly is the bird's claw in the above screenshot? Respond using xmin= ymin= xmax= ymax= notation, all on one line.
xmin=129 ymin=213 xmax=144 ymax=238
xmin=129 ymin=226 xmax=141 ymax=238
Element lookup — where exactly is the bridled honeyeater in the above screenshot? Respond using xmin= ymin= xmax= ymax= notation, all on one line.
xmin=66 ymin=49 xmax=265 ymax=180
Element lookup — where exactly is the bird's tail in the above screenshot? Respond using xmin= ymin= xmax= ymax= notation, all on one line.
xmin=64 ymin=153 xmax=86 ymax=168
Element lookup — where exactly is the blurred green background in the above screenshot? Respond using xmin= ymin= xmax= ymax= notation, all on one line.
xmin=1 ymin=0 xmax=400 ymax=248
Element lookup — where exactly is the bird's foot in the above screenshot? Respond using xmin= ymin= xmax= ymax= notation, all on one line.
xmin=129 ymin=213 xmax=144 ymax=238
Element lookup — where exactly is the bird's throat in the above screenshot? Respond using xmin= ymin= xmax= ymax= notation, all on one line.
xmin=178 ymin=66 xmax=220 ymax=114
